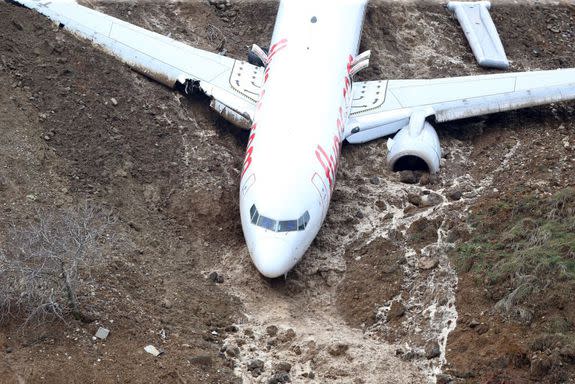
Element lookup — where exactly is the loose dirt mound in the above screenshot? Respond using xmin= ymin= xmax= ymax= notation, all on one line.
xmin=1 ymin=1 xmax=574 ymax=383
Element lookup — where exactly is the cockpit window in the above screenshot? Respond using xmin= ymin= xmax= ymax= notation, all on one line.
xmin=250 ymin=204 xmax=310 ymax=232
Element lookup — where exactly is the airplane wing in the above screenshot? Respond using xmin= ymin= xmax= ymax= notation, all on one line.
xmin=347 ymin=69 xmax=575 ymax=143
xmin=14 ymin=0 xmax=263 ymax=129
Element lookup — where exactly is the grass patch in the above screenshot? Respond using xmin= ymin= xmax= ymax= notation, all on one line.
xmin=453 ymin=187 xmax=575 ymax=321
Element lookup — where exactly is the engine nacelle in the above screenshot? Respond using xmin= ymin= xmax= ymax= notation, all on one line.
xmin=386 ymin=121 xmax=441 ymax=174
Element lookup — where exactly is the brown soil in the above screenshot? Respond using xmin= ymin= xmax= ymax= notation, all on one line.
xmin=0 ymin=1 xmax=574 ymax=383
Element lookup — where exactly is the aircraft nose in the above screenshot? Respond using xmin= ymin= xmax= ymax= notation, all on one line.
xmin=250 ymin=237 xmax=294 ymax=278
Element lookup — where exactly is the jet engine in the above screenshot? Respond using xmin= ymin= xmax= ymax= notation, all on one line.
xmin=386 ymin=120 xmax=441 ymax=174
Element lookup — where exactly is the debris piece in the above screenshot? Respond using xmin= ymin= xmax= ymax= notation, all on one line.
xmin=144 ymin=345 xmax=162 ymax=356
xmin=447 ymin=1 xmax=509 ymax=69
xmin=95 ymin=327 xmax=109 ymax=340
xmin=110 ymin=97 xmax=118 ymax=106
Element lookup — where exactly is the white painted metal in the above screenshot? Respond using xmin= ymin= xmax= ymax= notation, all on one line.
xmin=14 ymin=0 xmax=261 ymax=123
xmin=348 ymin=69 xmax=575 ymax=143
xmin=447 ymin=1 xmax=509 ymax=69
xmin=14 ymin=0 xmax=575 ymax=278
xmin=239 ymin=0 xmax=368 ymax=277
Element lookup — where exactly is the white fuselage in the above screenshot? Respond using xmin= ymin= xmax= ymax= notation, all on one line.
xmin=239 ymin=0 xmax=367 ymax=277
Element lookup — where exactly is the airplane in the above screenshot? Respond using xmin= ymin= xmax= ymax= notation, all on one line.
xmin=12 ymin=0 xmax=575 ymax=278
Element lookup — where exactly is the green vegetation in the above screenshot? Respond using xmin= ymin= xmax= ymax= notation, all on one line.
xmin=456 ymin=188 xmax=575 ymax=280
xmin=453 ymin=187 xmax=575 ymax=324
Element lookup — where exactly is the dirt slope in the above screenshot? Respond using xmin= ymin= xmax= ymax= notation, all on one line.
xmin=1 ymin=1 xmax=574 ymax=383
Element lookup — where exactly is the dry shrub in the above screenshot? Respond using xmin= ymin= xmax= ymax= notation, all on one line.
xmin=0 ymin=202 xmax=116 ymax=325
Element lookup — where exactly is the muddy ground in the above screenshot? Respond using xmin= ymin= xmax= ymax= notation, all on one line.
xmin=0 ymin=0 xmax=574 ymax=383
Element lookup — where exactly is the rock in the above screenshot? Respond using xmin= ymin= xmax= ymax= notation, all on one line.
xmin=448 ymin=190 xmax=462 ymax=201
xmin=225 ymin=325 xmax=239 ymax=333
xmin=369 ymin=176 xmax=380 ymax=185
xmin=436 ymin=373 xmax=453 ymax=384
xmin=355 ymin=210 xmax=364 ymax=219
xmin=291 ymin=345 xmax=302 ymax=355
xmin=475 ymin=324 xmax=489 ymax=335
xmin=225 ymin=345 xmax=240 ymax=358
xmin=95 ymin=327 xmax=110 ymax=340
xmin=190 ymin=355 xmax=213 ymax=367
xmin=407 ymin=193 xmax=422 ymax=207
xmin=429 ymin=174 xmax=440 ymax=185
xmin=425 ymin=340 xmax=441 ymax=359
xmin=144 ymin=345 xmax=162 ymax=356
xmin=418 ymin=257 xmax=439 ymax=270
xmin=399 ymin=170 xmax=418 ymax=184
xmin=469 ymin=319 xmax=480 ymax=328
xmin=247 ymin=359 xmax=264 ymax=377
xmin=266 ymin=325 xmax=279 ymax=337
xmin=277 ymin=328 xmax=296 ymax=343
xmin=421 ymin=193 xmax=443 ymax=207
xmin=274 ymin=361 xmax=292 ymax=373
xmin=110 ymin=97 xmax=118 ymax=106
xmin=387 ymin=301 xmax=406 ymax=320
xmin=12 ymin=19 xmax=24 ymax=31
xmin=268 ymin=372 xmax=290 ymax=384
xmin=328 ymin=342 xmax=349 ymax=357
xmin=161 ymin=298 xmax=173 ymax=309
xmin=547 ymin=24 xmax=561 ymax=33
xmin=43 ymin=135 xmax=51 ymax=141
xmin=208 ymin=271 xmax=224 ymax=284
xmin=530 ymin=353 xmax=553 ymax=378
xmin=419 ymin=173 xmax=430 ymax=185
xmin=448 ymin=370 xmax=476 ymax=379
xmin=5 ymin=347 xmax=13 ymax=354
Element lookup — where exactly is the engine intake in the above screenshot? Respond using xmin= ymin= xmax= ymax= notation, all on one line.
xmin=387 ymin=120 xmax=441 ymax=174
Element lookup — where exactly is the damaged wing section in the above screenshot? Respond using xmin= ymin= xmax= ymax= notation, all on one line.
xmin=447 ymin=1 xmax=509 ymax=69
xmin=14 ymin=0 xmax=262 ymax=128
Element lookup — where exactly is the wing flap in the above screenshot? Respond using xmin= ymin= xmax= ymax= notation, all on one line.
xmin=351 ymin=69 xmax=575 ymax=139
xmin=348 ymin=69 xmax=575 ymax=142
